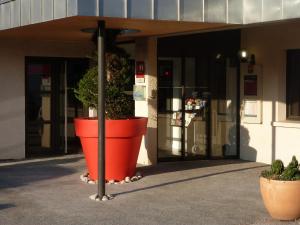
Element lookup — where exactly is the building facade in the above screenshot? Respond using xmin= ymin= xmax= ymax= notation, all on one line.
xmin=0 ymin=0 xmax=300 ymax=165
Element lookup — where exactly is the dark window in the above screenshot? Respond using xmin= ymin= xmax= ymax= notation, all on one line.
xmin=287 ymin=50 xmax=300 ymax=120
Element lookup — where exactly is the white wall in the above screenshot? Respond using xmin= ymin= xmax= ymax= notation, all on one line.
xmin=241 ymin=21 xmax=300 ymax=165
xmin=134 ymin=22 xmax=300 ymax=166
xmin=135 ymin=37 xmax=158 ymax=165
xmin=0 ymin=39 xmax=93 ymax=159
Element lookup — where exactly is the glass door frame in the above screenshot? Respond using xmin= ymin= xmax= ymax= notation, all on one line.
xmin=157 ymin=56 xmax=241 ymax=162
xmin=25 ymin=56 xmax=88 ymax=158
xmin=25 ymin=57 xmax=64 ymax=157
xmin=157 ymin=57 xmax=211 ymax=162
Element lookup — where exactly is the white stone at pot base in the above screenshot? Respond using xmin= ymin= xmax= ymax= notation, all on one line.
xmin=89 ymin=194 xmax=114 ymax=202
xmin=80 ymin=173 xmax=98 ymax=184
xmin=80 ymin=172 xmax=143 ymax=185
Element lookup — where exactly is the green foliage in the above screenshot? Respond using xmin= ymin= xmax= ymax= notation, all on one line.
xmin=74 ymin=30 xmax=134 ymax=120
xmin=280 ymin=168 xmax=298 ymax=181
xmin=261 ymin=156 xmax=300 ymax=181
xmin=271 ymin=160 xmax=284 ymax=175
xmin=104 ymin=52 xmax=134 ymax=119
xmin=261 ymin=170 xmax=277 ymax=180
xmin=279 ymin=156 xmax=299 ymax=181
xmin=74 ymin=67 xmax=98 ymax=109
xmin=287 ymin=156 xmax=298 ymax=169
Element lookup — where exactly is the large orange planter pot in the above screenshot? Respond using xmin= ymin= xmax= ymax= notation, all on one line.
xmin=260 ymin=177 xmax=300 ymax=221
xmin=74 ymin=117 xmax=147 ymax=181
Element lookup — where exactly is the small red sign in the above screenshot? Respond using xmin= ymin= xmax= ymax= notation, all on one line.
xmin=244 ymin=75 xmax=257 ymax=96
xmin=28 ymin=64 xmax=51 ymax=75
xmin=136 ymin=61 xmax=145 ymax=78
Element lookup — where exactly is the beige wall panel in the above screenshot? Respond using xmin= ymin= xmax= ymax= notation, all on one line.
xmin=135 ymin=37 xmax=158 ymax=165
xmin=0 ymin=40 xmax=94 ymax=159
xmin=241 ymin=21 xmax=300 ymax=165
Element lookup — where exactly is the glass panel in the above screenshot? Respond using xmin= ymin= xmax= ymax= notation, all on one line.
xmin=158 ymin=87 xmax=183 ymax=159
xmin=262 ymin=0 xmax=281 ymax=21
xmin=196 ymin=57 xmax=210 ymax=88
xmin=180 ymin=0 xmax=203 ymax=22
xmin=27 ymin=63 xmax=52 ymax=153
xmin=158 ymin=112 xmax=182 ymax=159
xmin=158 ymin=58 xmax=182 ymax=87
xmin=66 ymin=59 xmax=89 ymax=153
xmin=128 ymin=0 xmax=152 ymax=19
xmin=43 ymin=0 xmax=53 ymax=21
xmin=21 ymin=0 xmax=30 ymax=25
xmin=283 ymin=0 xmax=300 ymax=19
xmin=156 ymin=0 xmax=178 ymax=20
xmin=243 ymin=0 xmax=262 ymax=23
xmin=158 ymin=57 xmax=183 ymax=159
xmin=184 ymin=88 xmax=209 ymax=157
xmin=27 ymin=59 xmax=89 ymax=156
xmin=158 ymin=88 xmax=182 ymax=112
xmin=41 ymin=93 xmax=51 ymax=148
xmin=228 ymin=0 xmax=243 ymax=24
xmin=59 ymin=79 xmax=65 ymax=151
xmin=210 ymin=57 xmax=238 ymax=157
xmin=31 ymin=0 xmax=42 ymax=24
xmin=54 ymin=0 xmax=67 ymax=19
xmin=158 ymin=53 xmax=238 ymax=160
xmin=101 ymin=0 xmax=126 ymax=18
xmin=11 ymin=0 xmax=21 ymax=28
xmin=204 ymin=0 xmax=226 ymax=23
xmin=184 ymin=57 xmax=196 ymax=87
xmin=49 ymin=61 xmax=65 ymax=152
xmin=287 ymin=50 xmax=300 ymax=119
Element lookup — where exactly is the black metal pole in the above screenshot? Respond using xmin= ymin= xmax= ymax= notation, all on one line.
xmin=98 ymin=21 xmax=106 ymax=200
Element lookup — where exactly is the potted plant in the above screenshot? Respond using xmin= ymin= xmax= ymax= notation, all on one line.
xmin=74 ymin=36 xmax=147 ymax=182
xmin=260 ymin=156 xmax=300 ymax=220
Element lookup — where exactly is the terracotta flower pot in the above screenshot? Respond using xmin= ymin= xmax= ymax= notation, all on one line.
xmin=74 ymin=117 xmax=148 ymax=181
xmin=260 ymin=177 xmax=300 ymax=221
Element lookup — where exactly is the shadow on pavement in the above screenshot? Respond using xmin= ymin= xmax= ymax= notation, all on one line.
xmin=138 ymin=159 xmax=261 ymax=176
xmin=115 ymin=164 xmax=267 ymax=196
xmin=0 ymin=156 xmax=83 ymax=190
xmin=0 ymin=204 xmax=16 ymax=211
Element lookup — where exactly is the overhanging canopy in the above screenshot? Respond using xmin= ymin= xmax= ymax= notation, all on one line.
xmin=2 ymin=0 xmax=300 ymax=32
xmin=0 ymin=16 xmax=234 ymax=42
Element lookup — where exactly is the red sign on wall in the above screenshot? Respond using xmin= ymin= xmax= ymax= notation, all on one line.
xmin=244 ymin=75 xmax=257 ymax=96
xmin=135 ymin=61 xmax=145 ymax=78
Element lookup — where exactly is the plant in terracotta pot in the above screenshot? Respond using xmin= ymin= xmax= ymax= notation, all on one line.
xmin=74 ymin=33 xmax=147 ymax=182
xmin=260 ymin=156 xmax=300 ymax=221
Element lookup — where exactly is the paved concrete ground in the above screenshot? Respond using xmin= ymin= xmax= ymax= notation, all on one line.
xmin=0 ymin=155 xmax=299 ymax=225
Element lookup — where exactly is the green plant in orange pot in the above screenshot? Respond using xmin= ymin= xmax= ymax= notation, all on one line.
xmin=74 ymin=30 xmax=147 ymax=182
xmin=260 ymin=156 xmax=300 ymax=221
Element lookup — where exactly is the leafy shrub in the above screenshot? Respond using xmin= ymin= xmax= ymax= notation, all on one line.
xmin=280 ymin=168 xmax=298 ymax=181
xmin=286 ymin=156 xmax=298 ymax=169
xmin=280 ymin=156 xmax=299 ymax=181
xmin=261 ymin=156 xmax=300 ymax=181
xmin=74 ymin=67 xmax=98 ymax=109
xmin=261 ymin=170 xmax=276 ymax=179
xmin=74 ymin=30 xmax=134 ymax=120
xmin=271 ymin=160 xmax=284 ymax=175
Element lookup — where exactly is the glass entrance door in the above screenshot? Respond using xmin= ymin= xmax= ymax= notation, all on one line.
xmin=183 ymin=57 xmax=210 ymax=159
xmin=26 ymin=61 xmax=63 ymax=156
xmin=184 ymin=87 xmax=209 ymax=159
xmin=26 ymin=58 xmax=88 ymax=157
xmin=209 ymin=56 xmax=238 ymax=158
xmin=157 ymin=58 xmax=183 ymax=160
xmin=158 ymin=58 xmax=210 ymax=160
xmin=157 ymin=56 xmax=239 ymax=161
